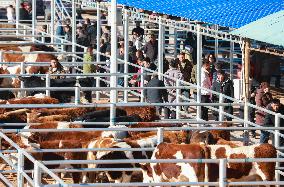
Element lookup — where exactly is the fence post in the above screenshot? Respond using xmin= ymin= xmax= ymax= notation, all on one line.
xmin=214 ymin=25 xmax=219 ymax=63
xmin=158 ymin=16 xmax=164 ymax=80
xmin=20 ymin=62 xmax=25 ymax=98
xmin=45 ymin=74 xmax=50 ymax=97
xmin=0 ymin=51 xmax=3 ymax=63
xmin=32 ymin=0 xmax=36 ymax=42
xmin=243 ymin=100 xmax=249 ymax=146
xmin=275 ymin=113 xmax=281 ymax=185
xmin=96 ymin=2 xmax=101 ymax=101
xmin=34 ymin=161 xmax=41 ymax=187
xmin=16 ymin=0 xmax=20 ymax=36
xmin=74 ymin=87 xmax=80 ymax=105
xmin=140 ymin=67 xmax=144 ymax=102
xmin=219 ymin=159 xmax=227 ymax=187
xmin=196 ymin=24 xmax=203 ymax=120
xmin=173 ymin=28 xmax=177 ymax=58
xmin=123 ymin=8 xmax=129 ymax=103
xmin=176 ymin=79 xmax=181 ymax=119
xmin=157 ymin=127 xmax=164 ymax=145
xmin=17 ymin=150 xmax=24 ymax=187
xmin=110 ymin=103 xmax=116 ymax=126
xmin=219 ymin=94 xmax=224 ymax=121
xmin=229 ymin=41 xmax=234 ymax=80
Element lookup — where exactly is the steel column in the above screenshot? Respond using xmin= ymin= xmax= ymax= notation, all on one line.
xmin=124 ymin=9 xmax=129 ymax=103
xmin=110 ymin=0 xmax=118 ymax=125
xmin=196 ymin=24 xmax=203 ymax=120
xmin=50 ymin=0 xmax=55 ymax=44
xmin=158 ymin=16 xmax=164 ymax=80
xmin=32 ymin=0 xmax=36 ymax=42
xmin=16 ymin=0 xmax=20 ymax=36
xmin=96 ymin=2 xmax=101 ymax=101
xmin=72 ymin=0 xmax=77 ymax=63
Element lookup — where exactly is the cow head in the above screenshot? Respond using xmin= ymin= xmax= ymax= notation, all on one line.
xmin=190 ymin=131 xmax=216 ymax=145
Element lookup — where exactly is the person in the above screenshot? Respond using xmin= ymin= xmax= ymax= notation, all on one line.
xmin=205 ymin=53 xmax=217 ymax=84
xmin=200 ymin=60 xmax=212 ymax=121
xmin=85 ymin=18 xmax=97 ymax=48
xmin=83 ymin=47 xmax=96 ymax=74
xmin=49 ymin=58 xmax=67 ymax=79
xmin=132 ymin=21 xmax=144 ymax=38
xmin=143 ymin=57 xmax=157 ymax=83
xmin=260 ymin=99 xmax=284 ymax=144
xmin=143 ymin=34 xmax=158 ymax=63
xmin=129 ymin=57 xmax=144 ymax=87
xmin=6 ymin=5 xmax=15 ymax=23
xmin=63 ymin=25 xmax=72 ymax=62
xmin=144 ymin=74 xmax=168 ymax=117
xmin=177 ymin=52 xmax=193 ymax=111
xmin=255 ymin=82 xmax=273 ymax=127
xmin=19 ymin=3 xmax=30 ymax=24
xmin=164 ymin=59 xmax=184 ymax=119
xmin=211 ymin=70 xmax=234 ymax=121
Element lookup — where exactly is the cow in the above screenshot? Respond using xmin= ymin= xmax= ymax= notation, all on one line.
xmin=19 ymin=76 xmax=93 ymax=103
xmin=0 ymin=45 xmax=56 ymax=91
xmin=207 ymin=143 xmax=277 ymax=182
xmin=141 ymin=143 xmax=276 ymax=186
xmin=140 ymin=143 xmax=210 ymax=186
xmin=85 ymin=136 xmax=158 ymax=183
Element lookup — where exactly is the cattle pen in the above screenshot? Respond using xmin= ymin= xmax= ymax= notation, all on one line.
xmin=0 ymin=0 xmax=284 ymax=186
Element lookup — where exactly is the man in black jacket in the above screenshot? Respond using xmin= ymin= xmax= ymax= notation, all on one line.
xmin=260 ymin=99 xmax=284 ymax=144
xmin=211 ymin=70 xmax=234 ymax=121
xmin=144 ymin=74 xmax=168 ymax=118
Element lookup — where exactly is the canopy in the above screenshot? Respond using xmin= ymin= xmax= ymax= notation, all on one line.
xmin=231 ymin=10 xmax=284 ymax=47
xmin=116 ymin=0 xmax=284 ymax=28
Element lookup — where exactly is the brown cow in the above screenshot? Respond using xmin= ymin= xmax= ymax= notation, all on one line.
xmin=142 ymin=143 xmax=276 ymax=185
xmin=85 ymin=136 xmax=158 ymax=183
xmin=0 ymin=45 xmax=56 ymax=89
xmin=141 ymin=143 xmax=210 ymax=185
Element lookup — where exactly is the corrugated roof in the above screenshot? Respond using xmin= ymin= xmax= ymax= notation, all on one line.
xmin=231 ymin=10 xmax=284 ymax=47
xmin=115 ymin=0 xmax=284 ymax=28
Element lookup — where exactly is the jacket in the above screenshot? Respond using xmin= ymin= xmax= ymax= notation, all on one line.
xmin=178 ymin=59 xmax=193 ymax=83
xmin=211 ymin=77 xmax=234 ymax=103
xmin=144 ymin=77 xmax=168 ymax=103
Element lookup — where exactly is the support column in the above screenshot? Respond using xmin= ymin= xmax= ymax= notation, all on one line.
xmin=214 ymin=25 xmax=219 ymax=63
xmin=110 ymin=0 xmax=118 ymax=126
xmin=96 ymin=2 xmax=101 ymax=101
xmin=72 ymin=0 xmax=76 ymax=63
xmin=32 ymin=0 xmax=36 ymax=42
xmin=50 ymin=0 xmax=55 ymax=44
xmin=173 ymin=28 xmax=177 ymax=58
xmin=158 ymin=16 xmax=164 ymax=80
xmin=123 ymin=9 xmax=129 ymax=103
xmin=15 ymin=0 xmax=20 ymax=36
xmin=243 ymin=38 xmax=251 ymax=145
xmin=229 ymin=41 xmax=234 ymax=80
xmin=196 ymin=24 xmax=203 ymax=120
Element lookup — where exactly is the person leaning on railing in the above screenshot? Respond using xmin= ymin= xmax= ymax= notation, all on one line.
xmin=49 ymin=58 xmax=68 ymax=79
xmin=260 ymin=99 xmax=284 ymax=144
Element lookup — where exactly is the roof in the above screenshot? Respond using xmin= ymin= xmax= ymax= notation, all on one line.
xmin=231 ymin=10 xmax=284 ymax=47
xmin=116 ymin=0 xmax=284 ymax=28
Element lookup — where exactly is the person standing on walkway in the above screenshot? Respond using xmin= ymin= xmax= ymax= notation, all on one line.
xmin=6 ymin=5 xmax=15 ymax=23
xmin=211 ymin=70 xmax=234 ymax=121
xmin=200 ymin=60 xmax=212 ymax=121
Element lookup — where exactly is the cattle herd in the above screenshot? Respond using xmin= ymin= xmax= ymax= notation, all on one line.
xmin=0 ymin=94 xmax=278 ymax=186
xmin=0 ymin=44 xmax=280 ymax=186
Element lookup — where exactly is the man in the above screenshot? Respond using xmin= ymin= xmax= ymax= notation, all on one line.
xmin=211 ymin=70 xmax=234 ymax=121
xmin=132 ymin=21 xmax=144 ymax=38
xmin=143 ymin=57 xmax=157 ymax=83
xmin=164 ymin=59 xmax=184 ymax=119
xmin=178 ymin=52 xmax=193 ymax=111
xmin=144 ymin=74 xmax=168 ymax=117
xmin=260 ymin=99 xmax=284 ymax=144
xmin=143 ymin=34 xmax=158 ymax=63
